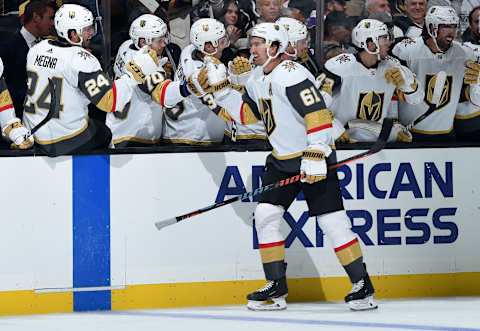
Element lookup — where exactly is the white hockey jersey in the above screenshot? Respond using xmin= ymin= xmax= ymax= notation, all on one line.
xmin=324 ymin=53 xmax=422 ymax=126
xmin=163 ymin=44 xmax=225 ymax=144
xmin=218 ymin=60 xmax=333 ymax=160
xmin=24 ymin=40 xmax=134 ymax=145
xmin=106 ymin=40 xmax=163 ymax=145
xmin=392 ymin=37 xmax=476 ymax=135
xmin=455 ymin=41 xmax=480 ymax=134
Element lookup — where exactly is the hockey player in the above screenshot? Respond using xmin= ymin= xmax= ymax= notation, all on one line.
xmin=23 ymin=4 xmax=142 ymax=156
xmin=0 ymin=57 xmax=34 ymax=149
xmin=456 ymin=42 xmax=480 ymax=141
xmin=162 ymin=18 xmax=227 ymax=145
xmin=198 ymin=22 xmax=378 ymax=311
xmin=392 ymin=6 xmax=478 ymax=141
xmin=323 ymin=19 xmax=424 ymax=142
xmin=107 ymin=14 xmax=171 ymax=147
xmin=275 ymin=16 xmax=347 ymax=141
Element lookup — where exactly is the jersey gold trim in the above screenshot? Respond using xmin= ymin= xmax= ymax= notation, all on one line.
xmin=455 ymin=109 xmax=480 ymax=120
xmin=411 ymin=126 xmax=453 ymax=135
xmin=112 ymin=136 xmax=161 ymax=145
xmin=162 ymin=138 xmax=223 ymax=145
xmin=272 ymin=149 xmax=303 ymax=160
xmin=304 ymin=109 xmax=332 ymax=131
xmin=240 ymin=102 xmax=260 ymax=125
xmin=35 ymin=121 xmax=88 ymax=145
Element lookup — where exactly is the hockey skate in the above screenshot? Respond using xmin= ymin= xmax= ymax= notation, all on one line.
xmin=345 ymin=273 xmax=378 ymax=311
xmin=247 ymin=277 xmax=288 ymax=311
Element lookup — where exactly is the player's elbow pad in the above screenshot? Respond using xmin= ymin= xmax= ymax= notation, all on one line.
xmin=403 ymin=82 xmax=424 ymax=105
xmin=79 ymin=70 xmax=134 ymax=113
xmin=469 ymin=84 xmax=480 ymax=107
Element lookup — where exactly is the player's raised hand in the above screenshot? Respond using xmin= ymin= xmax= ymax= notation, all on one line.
xmin=228 ymin=56 xmax=252 ymax=89
xmin=464 ymin=61 xmax=480 ymax=85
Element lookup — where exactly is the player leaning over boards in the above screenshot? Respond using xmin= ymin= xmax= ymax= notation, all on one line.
xmin=23 ymin=3 xmax=144 ymax=156
xmin=392 ymin=6 xmax=480 ymax=142
xmin=322 ymin=19 xmax=424 ymax=143
xmin=23 ymin=4 xmax=189 ymax=156
xmin=196 ymin=23 xmax=378 ymax=311
xmin=0 ymin=57 xmax=34 ymax=149
xmin=108 ymin=14 xmax=180 ymax=147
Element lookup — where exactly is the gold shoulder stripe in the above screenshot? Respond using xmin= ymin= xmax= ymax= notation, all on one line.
xmin=96 ymin=88 xmax=116 ymax=112
xmin=304 ymin=109 xmax=332 ymax=132
xmin=240 ymin=102 xmax=260 ymax=125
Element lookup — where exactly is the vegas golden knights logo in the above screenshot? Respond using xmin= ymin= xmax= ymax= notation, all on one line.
xmin=259 ymin=98 xmax=276 ymax=135
xmin=424 ymin=74 xmax=452 ymax=110
xmin=69 ymin=11 xmax=75 ymax=19
xmin=356 ymin=91 xmax=384 ymax=121
xmin=139 ymin=20 xmax=146 ymax=27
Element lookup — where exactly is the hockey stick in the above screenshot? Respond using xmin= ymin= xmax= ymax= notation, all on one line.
xmin=154 ymin=118 xmax=393 ymax=231
xmin=406 ymin=71 xmax=446 ymax=131
xmin=30 ymin=78 xmax=57 ymax=135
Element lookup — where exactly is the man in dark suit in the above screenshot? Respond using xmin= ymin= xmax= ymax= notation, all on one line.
xmin=0 ymin=0 xmax=55 ymax=118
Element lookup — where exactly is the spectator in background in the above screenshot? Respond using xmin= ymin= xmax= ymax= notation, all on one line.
xmin=393 ymin=0 xmax=426 ymax=37
xmin=365 ymin=0 xmax=391 ymax=14
xmin=366 ymin=0 xmax=404 ymax=38
xmin=256 ymin=0 xmax=282 ymax=23
xmin=462 ymin=6 xmax=480 ymax=44
xmin=217 ymin=0 xmax=244 ymax=61
xmin=0 ymin=0 xmax=56 ymax=119
xmin=320 ymin=11 xmax=354 ymax=64
xmin=286 ymin=0 xmax=315 ymax=23
xmin=326 ymin=0 xmax=349 ymax=15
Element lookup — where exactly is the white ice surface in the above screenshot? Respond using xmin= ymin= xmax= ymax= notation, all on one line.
xmin=1 ymin=298 xmax=480 ymax=331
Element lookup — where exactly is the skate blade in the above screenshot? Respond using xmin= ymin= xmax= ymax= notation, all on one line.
xmin=247 ymin=296 xmax=287 ymax=311
xmin=348 ymin=295 xmax=378 ymax=311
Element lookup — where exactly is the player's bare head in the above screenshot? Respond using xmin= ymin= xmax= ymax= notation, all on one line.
xmin=404 ymin=0 xmax=426 ymax=23
xmin=468 ymin=6 xmax=480 ymax=38
xmin=55 ymin=4 xmax=97 ymax=47
xmin=190 ymin=18 xmax=229 ymax=58
xmin=425 ymin=6 xmax=458 ymax=52
xmin=249 ymin=23 xmax=289 ymax=70
xmin=352 ymin=19 xmax=391 ymax=60
xmin=256 ymin=0 xmax=282 ymax=22
xmin=22 ymin=0 xmax=56 ymax=37
xmin=276 ymin=17 xmax=309 ymax=61
xmin=130 ymin=14 xmax=169 ymax=53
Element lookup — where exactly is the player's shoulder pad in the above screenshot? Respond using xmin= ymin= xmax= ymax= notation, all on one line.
xmin=285 ymin=77 xmax=326 ymax=116
xmin=71 ymin=47 xmax=102 ymax=73
xmin=324 ymin=53 xmax=357 ymax=76
xmin=179 ymin=44 xmax=201 ymax=77
xmin=463 ymin=42 xmax=480 ymax=62
xmin=270 ymin=60 xmax=307 ymax=86
xmin=391 ymin=37 xmax=420 ymax=58
xmin=456 ymin=41 xmax=477 ymax=61
xmin=383 ymin=55 xmax=403 ymax=68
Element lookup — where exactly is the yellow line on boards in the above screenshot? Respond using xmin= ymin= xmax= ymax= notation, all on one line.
xmin=111 ymin=272 xmax=480 ymax=310
xmin=0 ymin=290 xmax=72 ymax=316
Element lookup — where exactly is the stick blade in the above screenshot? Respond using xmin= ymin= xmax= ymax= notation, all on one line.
xmin=155 ymin=217 xmax=177 ymax=231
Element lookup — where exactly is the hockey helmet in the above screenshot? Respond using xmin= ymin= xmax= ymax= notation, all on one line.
xmin=190 ymin=18 xmax=228 ymax=56
xmin=425 ymin=6 xmax=459 ymax=39
xmin=352 ymin=19 xmax=390 ymax=55
xmin=55 ymin=4 xmax=96 ymax=46
xmin=275 ymin=17 xmax=308 ymax=58
xmin=130 ymin=14 xmax=169 ymax=50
